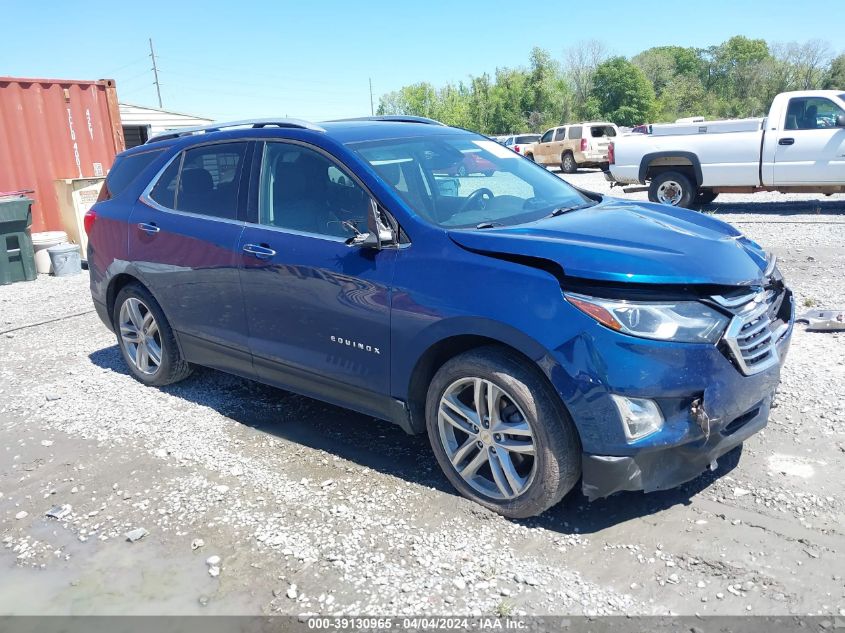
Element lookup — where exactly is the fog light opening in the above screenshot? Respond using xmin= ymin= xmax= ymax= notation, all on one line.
xmin=611 ymin=395 xmax=664 ymax=441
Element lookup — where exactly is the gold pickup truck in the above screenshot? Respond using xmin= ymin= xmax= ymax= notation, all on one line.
xmin=525 ymin=122 xmax=619 ymax=173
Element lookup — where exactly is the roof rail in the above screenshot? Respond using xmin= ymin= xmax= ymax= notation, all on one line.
xmin=327 ymin=115 xmax=447 ymax=126
xmin=145 ymin=118 xmax=325 ymax=144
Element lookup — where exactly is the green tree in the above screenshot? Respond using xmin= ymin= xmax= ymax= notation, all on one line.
xmin=633 ymin=46 xmax=703 ymax=98
xmin=823 ymin=53 xmax=845 ymax=89
xmin=590 ymin=57 xmax=657 ymax=125
xmin=376 ymin=82 xmax=438 ymax=117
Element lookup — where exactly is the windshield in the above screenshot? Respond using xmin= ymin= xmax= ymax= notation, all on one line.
xmin=352 ymin=133 xmax=594 ymax=228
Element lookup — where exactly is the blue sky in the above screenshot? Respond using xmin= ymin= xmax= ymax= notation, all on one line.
xmin=2 ymin=0 xmax=842 ymax=121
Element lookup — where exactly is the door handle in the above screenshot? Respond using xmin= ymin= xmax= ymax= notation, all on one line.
xmin=137 ymin=222 xmax=160 ymax=234
xmin=778 ymin=138 xmax=795 ymax=146
xmin=242 ymin=243 xmax=276 ymax=260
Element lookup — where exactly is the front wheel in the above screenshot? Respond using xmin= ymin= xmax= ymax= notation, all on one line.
xmin=648 ymin=171 xmax=696 ymax=208
xmin=525 ymin=153 xmax=535 ymax=162
xmin=113 ymin=283 xmax=192 ymax=386
xmin=425 ymin=347 xmax=581 ymax=518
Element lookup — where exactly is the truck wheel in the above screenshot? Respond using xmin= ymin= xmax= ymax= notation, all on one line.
xmin=113 ymin=283 xmax=192 ymax=387
xmin=649 ymin=171 xmax=695 ymax=208
xmin=425 ymin=346 xmax=581 ymax=518
xmin=525 ymin=153 xmax=535 ymax=162
xmin=561 ymin=152 xmax=577 ymax=174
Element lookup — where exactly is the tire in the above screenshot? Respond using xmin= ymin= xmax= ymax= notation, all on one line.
xmin=113 ymin=283 xmax=192 ymax=386
xmin=648 ymin=170 xmax=696 ymax=208
xmin=525 ymin=153 xmax=535 ymax=162
xmin=561 ymin=152 xmax=577 ymax=174
xmin=696 ymin=189 xmax=719 ymax=205
xmin=425 ymin=346 xmax=581 ymax=518
xmin=457 ymin=165 xmax=468 ymax=177
xmin=483 ymin=171 xmax=494 ymax=177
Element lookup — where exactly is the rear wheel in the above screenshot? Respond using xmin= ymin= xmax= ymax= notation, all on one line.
xmin=113 ymin=283 xmax=192 ymax=386
xmin=561 ymin=151 xmax=577 ymax=174
xmin=425 ymin=347 xmax=581 ymax=518
xmin=648 ymin=171 xmax=696 ymax=208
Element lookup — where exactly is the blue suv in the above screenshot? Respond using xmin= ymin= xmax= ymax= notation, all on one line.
xmin=86 ymin=117 xmax=794 ymax=518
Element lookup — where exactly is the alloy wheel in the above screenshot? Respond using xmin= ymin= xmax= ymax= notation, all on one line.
xmin=436 ymin=377 xmax=537 ymax=500
xmin=118 ymin=297 xmax=162 ymax=375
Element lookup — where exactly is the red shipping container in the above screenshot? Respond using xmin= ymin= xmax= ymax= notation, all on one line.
xmin=0 ymin=76 xmax=125 ymax=232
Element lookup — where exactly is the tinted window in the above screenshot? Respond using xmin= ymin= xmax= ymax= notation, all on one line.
xmin=590 ymin=125 xmax=616 ymax=138
xmin=259 ymin=143 xmax=370 ymax=238
xmin=106 ymin=149 xmax=163 ymax=197
xmin=785 ymin=97 xmax=845 ymax=130
xmin=540 ymin=129 xmax=553 ymax=143
xmin=149 ymin=155 xmax=180 ymax=208
xmin=176 ymin=143 xmax=247 ymax=219
xmin=515 ymin=135 xmax=539 ymax=143
xmin=553 ymin=128 xmax=567 ymax=141
xmin=568 ymin=126 xmax=582 ymax=140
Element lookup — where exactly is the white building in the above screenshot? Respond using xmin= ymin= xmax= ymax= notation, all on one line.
xmin=119 ymin=103 xmax=214 ymax=148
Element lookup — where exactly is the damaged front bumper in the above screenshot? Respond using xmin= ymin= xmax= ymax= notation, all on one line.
xmin=581 ymin=394 xmax=770 ymax=500
xmin=571 ymin=286 xmax=794 ymax=501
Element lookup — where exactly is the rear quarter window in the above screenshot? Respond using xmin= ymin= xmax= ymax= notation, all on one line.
xmin=99 ymin=149 xmax=164 ymax=201
xmin=568 ymin=126 xmax=582 ymax=140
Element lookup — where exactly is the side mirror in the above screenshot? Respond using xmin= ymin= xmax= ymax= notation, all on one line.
xmin=350 ymin=199 xmax=396 ymax=249
xmin=836 ymin=114 xmax=845 ymax=128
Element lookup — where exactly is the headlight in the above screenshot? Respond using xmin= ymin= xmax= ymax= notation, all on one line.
xmin=564 ymin=292 xmax=729 ymax=343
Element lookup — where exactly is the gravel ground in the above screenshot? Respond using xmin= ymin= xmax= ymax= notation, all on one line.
xmin=0 ymin=171 xmax=843 ymax=616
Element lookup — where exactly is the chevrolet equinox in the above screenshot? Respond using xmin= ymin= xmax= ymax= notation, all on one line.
xmin=86 ymin=116 xmax=794 ymax=518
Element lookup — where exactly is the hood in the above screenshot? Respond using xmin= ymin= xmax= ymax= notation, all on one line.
xmin=448 ymin=197 xmax=768 ymax=286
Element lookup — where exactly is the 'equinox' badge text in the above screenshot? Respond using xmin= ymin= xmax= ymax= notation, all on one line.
xmin=331 ymin=335 xmax=380 ymax=355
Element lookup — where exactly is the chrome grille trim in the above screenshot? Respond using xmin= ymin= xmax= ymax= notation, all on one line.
xmin=723 ymin=302 xmax=780 ymax=375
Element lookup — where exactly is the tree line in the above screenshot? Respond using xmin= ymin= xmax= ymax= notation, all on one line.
xmin=376 ymin=37 xmax=845 ymax=133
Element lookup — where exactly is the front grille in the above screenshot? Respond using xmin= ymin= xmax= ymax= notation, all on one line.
xmin=716 ymin=263 xmax=791 ymax=376
xmin=723 ymin=304 xmax=779 ymax=375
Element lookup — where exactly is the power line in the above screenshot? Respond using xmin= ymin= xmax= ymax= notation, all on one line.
xmin=102 ymin=56 xmax=149 ymax=77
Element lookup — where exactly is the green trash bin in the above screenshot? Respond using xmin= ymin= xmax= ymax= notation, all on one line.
xmin=0 ymin=195 xmax=37 ymax=285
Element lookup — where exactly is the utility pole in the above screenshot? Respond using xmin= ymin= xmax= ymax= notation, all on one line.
xmin=149 ymin=38 xmax=162 ymax=108
xmin=369 ymin=77 xmax=374 ymax=116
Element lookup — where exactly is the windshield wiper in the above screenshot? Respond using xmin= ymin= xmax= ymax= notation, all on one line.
xmin=546 ymin=203 xmax=593 ymax=218
xmin=475 ymin=221 xmax=503 ymax=229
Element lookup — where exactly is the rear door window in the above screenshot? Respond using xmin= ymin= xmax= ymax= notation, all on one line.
xmin=553 ymin=128 xmax=567 ymax=141
xmin=101 ymin=149 xmax=164 ymax=200
xmin=568 ymin=126 xmax=582 ymax=140
xmin=177 ymin=143 xmax=247 ymax=219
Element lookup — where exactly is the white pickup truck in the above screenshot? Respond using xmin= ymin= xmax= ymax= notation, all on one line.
xmin=607 ymin=90 xmax=845 ymax=208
